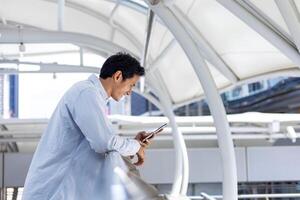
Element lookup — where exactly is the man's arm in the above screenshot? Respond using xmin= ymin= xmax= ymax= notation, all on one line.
xmin=69 ymin=88 xmax=140 ymax=156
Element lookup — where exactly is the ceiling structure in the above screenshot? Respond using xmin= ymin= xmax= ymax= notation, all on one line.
xmin=0 ymin=0 xmax=299 ymax=107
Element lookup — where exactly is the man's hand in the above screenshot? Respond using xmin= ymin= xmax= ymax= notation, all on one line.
xmin=133 ymin=143 xmax=145 ymax=166
xmin=132 ymin=131 xmax=151 ymax=166
xmin=135 ymin=131 xmax=151 ymax=148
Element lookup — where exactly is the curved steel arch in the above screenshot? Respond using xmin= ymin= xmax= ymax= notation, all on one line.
xmin=145 ymin=1 xmax=238 ymax=199
xmin=0 ymin=23 xmax=168 ymax=110
xmin=0 ymin=26 xmax=139 ymax=57
xmin=43 ymin=0 xmax=143 ymax=53
xmin=145 ymin=71 xmax=187 ymax=196
xmin=39 ymin=0 xmax=176 ymax=107
xmin=104 ymin=0 xmax=148 ymax=14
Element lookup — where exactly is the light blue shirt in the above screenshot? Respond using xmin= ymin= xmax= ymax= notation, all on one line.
xmin=22 ymin=74 xmax=140 ymax=200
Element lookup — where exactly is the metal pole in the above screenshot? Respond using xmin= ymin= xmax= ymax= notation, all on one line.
xmin=140 ymin=9 xmax=155 ymax=93
xmin=146 ymin=72 xmax=189 ymax=197
xmin=0 ymin=27 xmax=137 ymax=57
xmin=142 ymin=9 xmax=155 ymax=68
xmin=1 ymin=153 xmax=4 ymax=200
xmin=0 ymin=59 xmax=99 ymax=73
xmin=144 ymin=1 xmax=237 ymax=199
xmin=79 ymin=47 xmax=84 ymax=66
xmin=275 ymin=0 xmax=300 ymax=52
xmin=58 ymin=0 xmax=65 ymax=31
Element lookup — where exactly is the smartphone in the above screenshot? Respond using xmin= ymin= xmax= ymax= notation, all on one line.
xmin=142 ymin=123 xmax=167 ymax=142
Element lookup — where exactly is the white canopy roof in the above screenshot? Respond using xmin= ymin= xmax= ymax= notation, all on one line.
xmin=0 ymin=0 xmax=300 ymax=106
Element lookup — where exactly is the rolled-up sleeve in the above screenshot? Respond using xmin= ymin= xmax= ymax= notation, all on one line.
xmin=70 ymin=88 xmax=140 ymax=156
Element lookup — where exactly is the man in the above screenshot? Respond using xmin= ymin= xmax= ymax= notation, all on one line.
xmin=22 ymin=52 xmax=149 ymax=200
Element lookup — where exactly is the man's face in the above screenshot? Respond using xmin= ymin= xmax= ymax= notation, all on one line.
xmin=111 ymin=72 xmax=140 ymax=101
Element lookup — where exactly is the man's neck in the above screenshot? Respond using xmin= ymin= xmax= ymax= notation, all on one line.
xmin=99 ymin=78 xmax=112 ymax=98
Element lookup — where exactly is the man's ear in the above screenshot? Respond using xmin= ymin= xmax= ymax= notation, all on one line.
xmin=113 ymin=70 xmax=123 ymax=82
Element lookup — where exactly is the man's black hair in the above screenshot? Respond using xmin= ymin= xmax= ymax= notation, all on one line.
xmin=100 ymin=52 xmax=145 ymax=80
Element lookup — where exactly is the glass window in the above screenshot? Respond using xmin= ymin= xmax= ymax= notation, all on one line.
xmin=232 ymin=86 xmax=242 ymax=98
xmin=248 ymin=81 xmax=263 ymax=93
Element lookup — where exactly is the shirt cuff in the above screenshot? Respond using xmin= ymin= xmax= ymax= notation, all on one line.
xmin=125 ymin=139 xmax=141 ymax=156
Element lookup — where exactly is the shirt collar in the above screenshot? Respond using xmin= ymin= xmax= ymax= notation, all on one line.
xmin=88 ymin=74 xmax=110 ymax=102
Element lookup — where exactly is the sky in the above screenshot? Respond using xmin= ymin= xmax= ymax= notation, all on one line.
xmin=18 ymin=52 xmax=105 ymax=118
